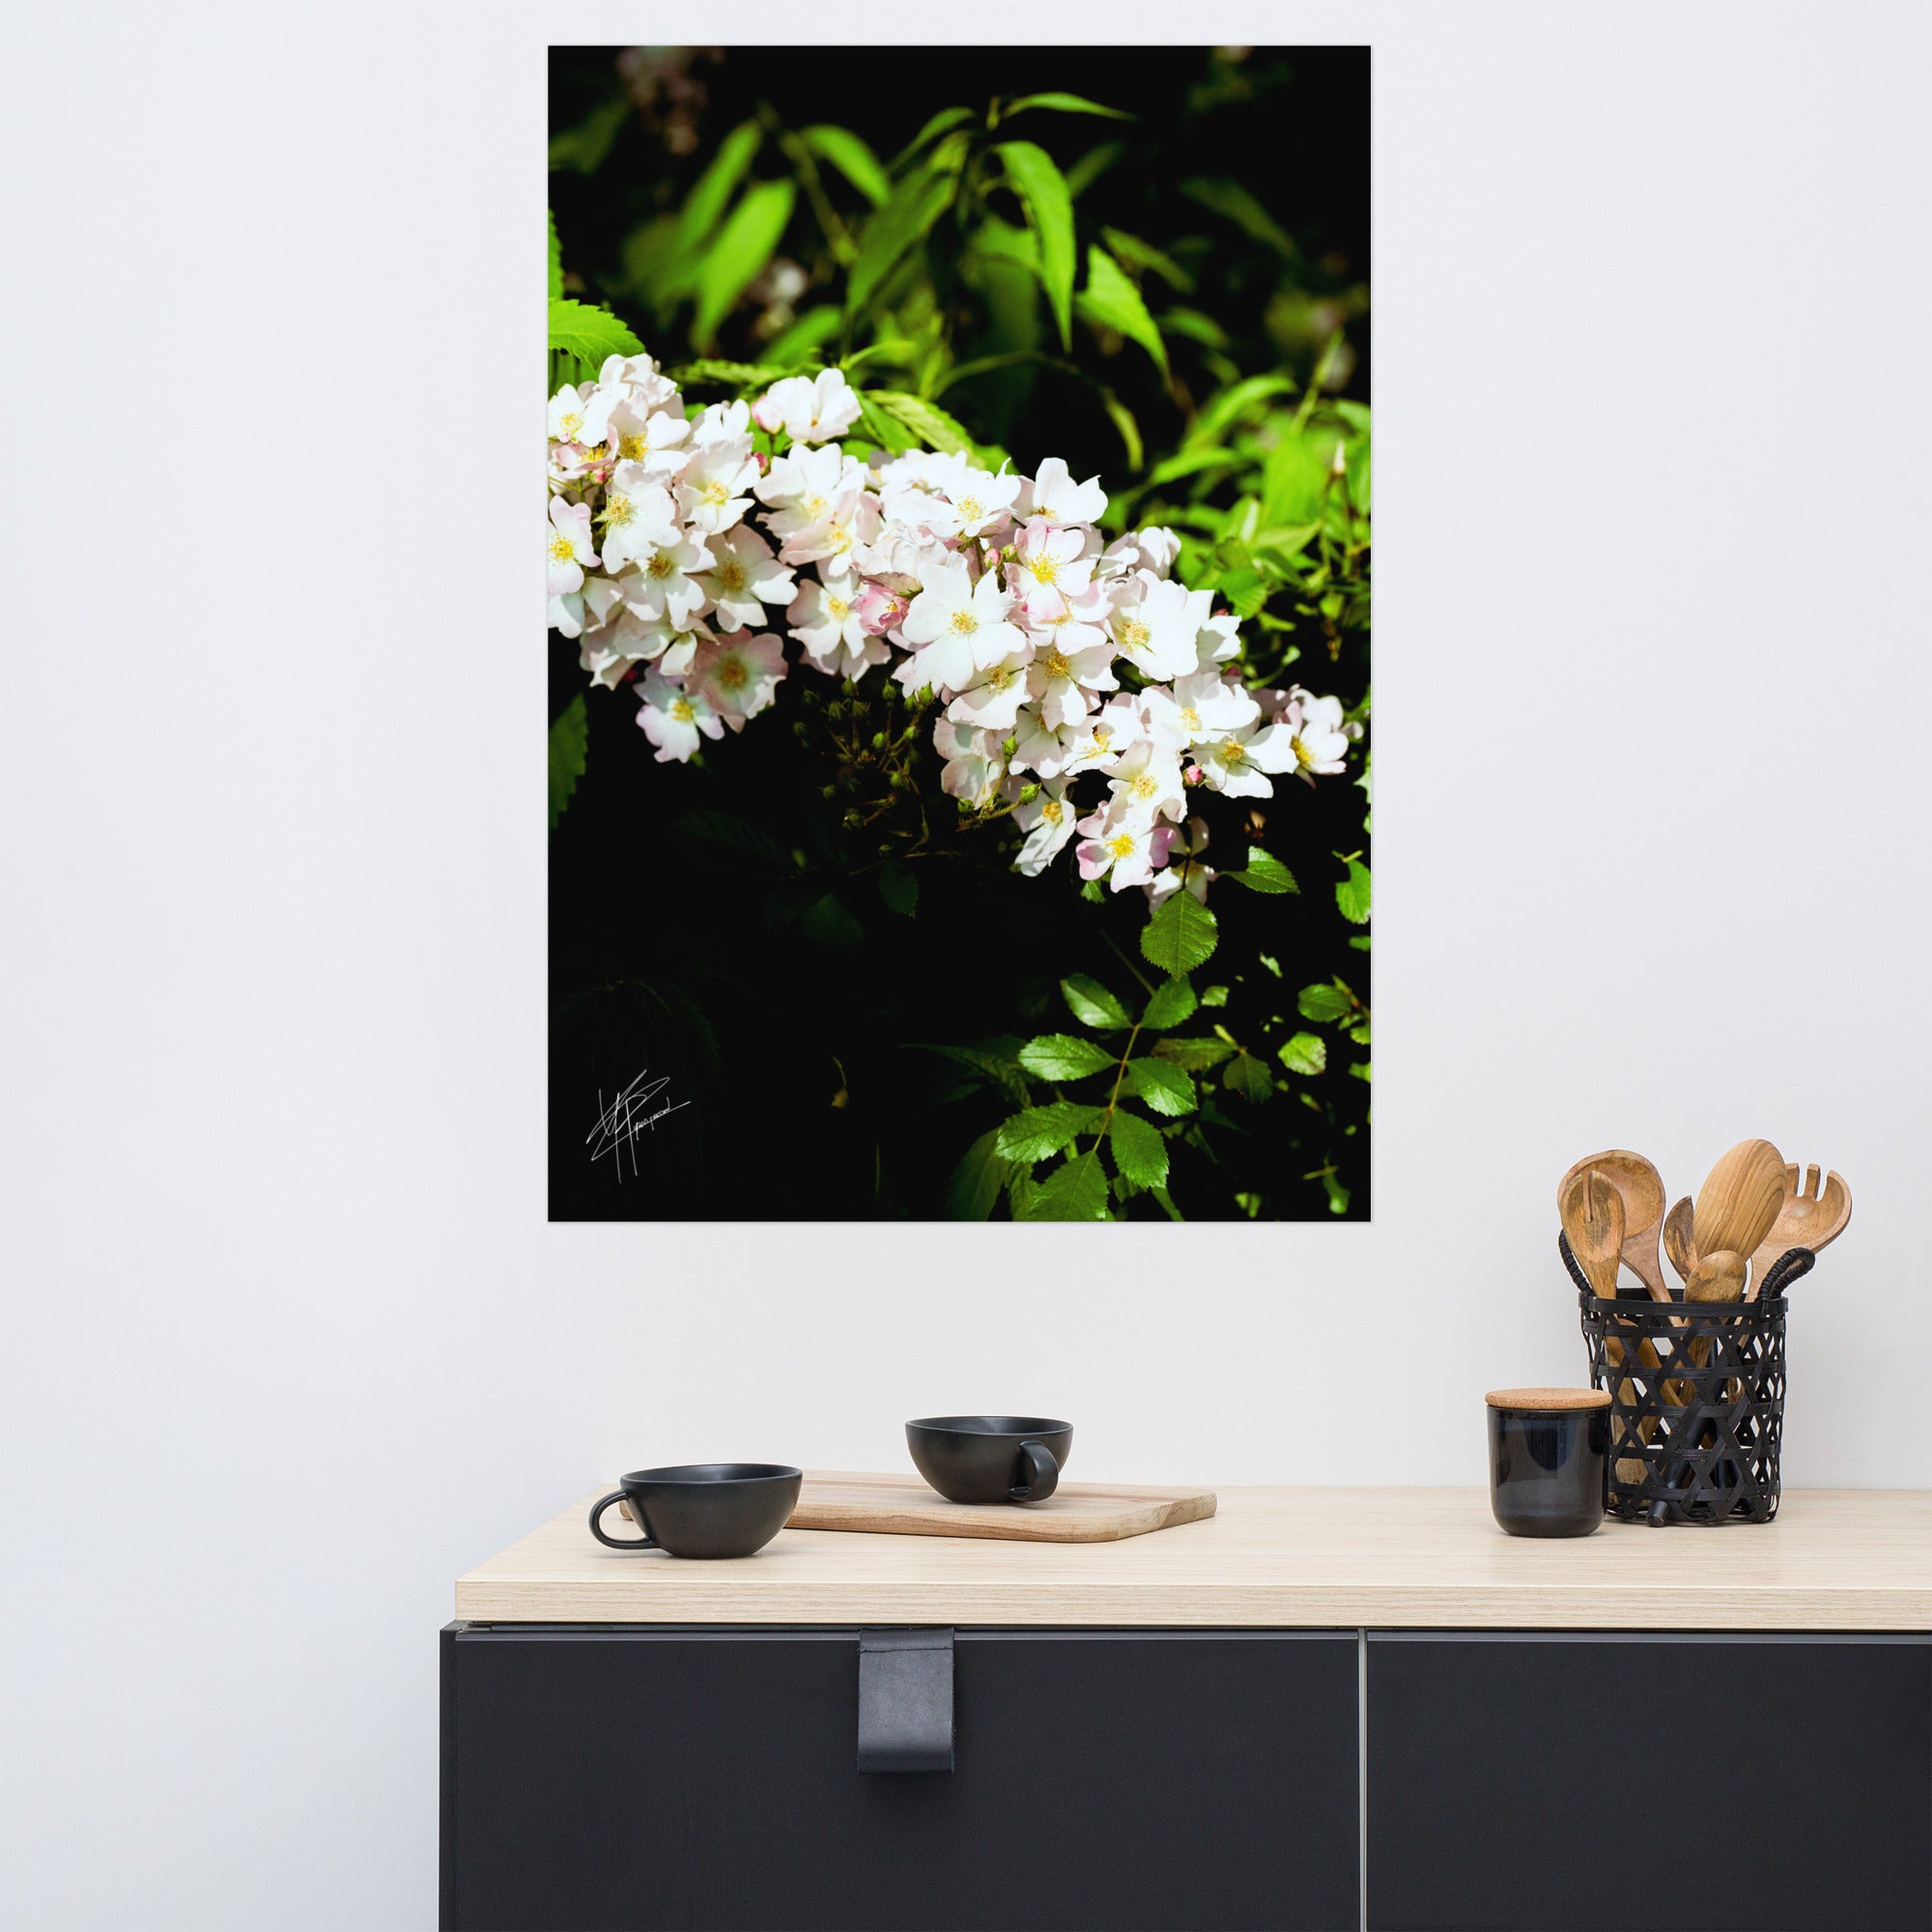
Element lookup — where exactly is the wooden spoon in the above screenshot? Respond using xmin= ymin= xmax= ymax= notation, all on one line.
xmin=1556 ymin=1150 xmax=1669 ymax=1301
xmin=1692 ymin=1140 xmax=1786 ymax=1271
xmin=1747 ymin=1165 xmax=1852 ymax=1299
xmin=1559 ymin=1168 xmax=1624 ymax=1297
xmin=1683 ymin=1249 xmax=1746 ymax=1304
xmin=1662 ymin=1196 xmax=1698 ymax=1285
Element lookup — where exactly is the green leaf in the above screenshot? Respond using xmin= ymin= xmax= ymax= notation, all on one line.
xmin=1298 ymin=981 xmax=1357 ymax=1023
xmin=1017 ymin=1034 xmax=1117 ymax=1081
xmin=891 ymin=105 xmax=973 ymax=170
xmin=1098 ymin=226 xmax=1191 ymax=291
xmin=1064 ymin=141 xmax=1125 ymax=199
xmin=674 ymin=809 xmax=788 ymax=867
xmin=1015 ymin=1148 xmax=1112 ymax=1221
xmin=868 ymin=389 xmax=976 ymax=456
xmin=994 ymin=139 xmax=1075 ymax=350
xmin=1140 ymin=894 xmax=1218 ymax=975
xmin=547 ymin=298 xmax=643 ymax=369
xmin=1263 ymin=425 xmax=1337 ymax=528
xmin=762 ymin=304 xmax=843 ymax=362
xmin=1179 ymin=177 xmax=1298 ymax=260
xmin=1336 ymin=857 xmax=1372 ymax=924
xmin=1100 ymin=387 xmax=1143 ymax=471
xmin=855 ymin=393 xmax=919 ymax=454
xmin=1077 ymin=243 xmax=1169 ymax=380
xmin=910 ymin=1040 xmax=1029 ymax=1106
xmin=799 ymin=124 xmax=890 ymax=206
xmin=878 ymin=861 xmax=918 ymax=917
xmin=995 ymin=1102 xmax=1104 ymax=1164
xmin=1217 ymin=566 xmax=1269 ymax=619
xmin=669 ymin=358 xmax=788 ymax=388
xmin=548 ymin=696 xmax=587 ymax=832
xmin=672 ymin=121 xmax=763 ymax=258
xmin=1319 ymin=1170 xmax=1352 ymax=1215
xmin=1108 ymin=1109 xmax=1170 ymax=1190
xmin=1184 ymin=373 xmax=1300 ymax=451
xmin=1001 ymin=91 xmax=1132 ymax=122
xmin=1277 ymin=1032 xmax=1327 ymax=1076
xmin=944 ymin=1128 xmax=1012 ymax=1220
xmin=1224 ymin=846 xmax=1298 ymax=895
xmin=548 ymin=96 xmax=630 ymax=174
xmin=691 ymin=179 xmax=797 ymax=350
xmin=1123 ymin=1057 xmax=1197 ymax=1118
xmin=1152 ymin=1035 xmax=1235 ymax=1071
xmin=547 ymin=208 xmax=563 ymax=300
xmin=1222 ymin=1051 xmax=1275 ymax=1103
xmin=800 ymin=891 xmax=863 ymax=951
xmin=848 ymin=163 xmax=956 ymax=316
xmin=1141 ymin=977 xmax=1196 ymax=1030
xmin=1199 ymin=984 xmax=1229 ymax=1008
xmin=1060 ymin=975 xmax=1130 ymax=1031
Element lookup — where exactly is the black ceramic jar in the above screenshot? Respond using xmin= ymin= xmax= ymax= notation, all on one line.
xmin=1485 ymin=1387 xmax=1608 ymax=1538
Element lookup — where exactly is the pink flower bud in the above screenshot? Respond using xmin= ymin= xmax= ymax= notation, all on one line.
xmin=853 ymin=582 xmax=908 ymax=636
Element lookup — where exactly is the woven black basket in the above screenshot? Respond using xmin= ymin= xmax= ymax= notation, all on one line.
xmin=1563 ymin=1234 xmax=1813 ymax=1525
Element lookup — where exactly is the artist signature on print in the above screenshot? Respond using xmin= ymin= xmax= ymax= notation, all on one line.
xmin=586 ymin=1069 xmax=690 ymax=1180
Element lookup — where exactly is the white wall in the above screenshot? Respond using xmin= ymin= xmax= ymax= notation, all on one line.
xmin=5 ymin=2 xmax=1928 ymax=1925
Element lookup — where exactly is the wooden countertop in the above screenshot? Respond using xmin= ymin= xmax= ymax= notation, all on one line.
xmin=455 ymin=1482 xmax=1932 ymax=1631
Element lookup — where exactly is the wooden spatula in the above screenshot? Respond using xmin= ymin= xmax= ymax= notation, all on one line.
xmin=1662 ymin=1196 xmax=1697 ymax=1285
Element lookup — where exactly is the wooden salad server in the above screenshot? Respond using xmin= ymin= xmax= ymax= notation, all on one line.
xmin=1747 ymin=1165 xmax=1852 ymax=1299
xmin=1691 ymin=1140 xmax=1787 ymax=1275
xmin=1662 ymin=1197 xmax=1698 ymax=1285
xmin=1557 ymin=1150 xmax=1670 ymax=1301
xmin=1560 ymin=1169 xmax=1649 ymax=1483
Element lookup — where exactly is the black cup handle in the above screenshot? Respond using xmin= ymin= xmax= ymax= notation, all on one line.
xmin=1009 ymin=1440 xmax=1060 ymax=1502
xmin=588 ymin=1491 xmax=657 ymax=1550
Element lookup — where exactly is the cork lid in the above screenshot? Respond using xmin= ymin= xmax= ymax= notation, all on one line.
xmin=1485 ymin=1386 xmax=1611 ymax=1411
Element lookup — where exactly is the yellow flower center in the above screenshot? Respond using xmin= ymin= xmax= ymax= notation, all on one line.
xmin=983 ymin=664 xmax=1014 ymax=691
xmin=717 ymin=659 xmax=749 ymax=691
xmin=669 ymin=697 xmax=695 ymax=723
xmin=558 ymin=412 xmax=583 ymax=440
xmin=957 ymin=496 xmax=983 ymax=522
xmin=699 ymin=479 xmax=730 ymax=506
xmin=715 ymin=559 xmax=746 ymax=592
xmin=1179 ymin=706 xmax=1201 ymax=731
xmin=827 ymin=595 xmax=849 ymax=618
xmin=802 ymin=494 xmax=829 ymax=520
xmin=1131 ymin=773 xmax=1157 ymax=799
xmin=601 ymin=494 xmax=632 ymax=527
xmin=949 ymin=610 xmax=980 ymax=635
xmin=618 ymin=432 xmax=649 ymax=461
xmin=1039 ymin=647 xmax=1070 ymax=678
xmin=1092 ymin=725 xmax=1112 ymax=750
xmin=547 ymin=532 xmax=576 ymax=563
xmin=1107 ymin=832 xmax=1137 ymax=860
xmin=1116 ymin=616 xmax=1151 ymax=651
xmin=1028 ymin=551 xmax=1060 ymax=583
xmin=1220 ymin=737 xmax=1247 ymax=766
xmin=646 ymin=552 xmax=675 ymax=580
xmin=1042 ymin=800 xmax=1063 ymax=824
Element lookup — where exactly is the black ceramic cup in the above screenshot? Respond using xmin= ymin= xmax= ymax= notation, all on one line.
xmin=587 ymin=1463 xmax=802 ymax=1558
xmin=905 ymin=1416 xmax=1072 ymax=1504
xmin=1485 ymin=1389 xmax=1608 ymax=1538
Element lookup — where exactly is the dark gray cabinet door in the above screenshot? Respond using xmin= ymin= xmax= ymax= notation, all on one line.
xmin=1366 ymin=1632 xmax=1932 ymax=1931
xmin=441 ymin=1625 xmax=1360 ymax=1932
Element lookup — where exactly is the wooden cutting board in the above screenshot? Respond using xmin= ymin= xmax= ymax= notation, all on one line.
xmin=785 ymin=1470 xmax=1217 ymax=1544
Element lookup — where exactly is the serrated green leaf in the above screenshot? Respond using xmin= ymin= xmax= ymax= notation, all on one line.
xmin=944 ymin=1128 xmax=1011 ymax=1220
xmin=547 ymin=209 xmax=563 ymax=301
xmin=1123 ymin=1057 xmax=1197 ymax=1118
xmin=669 ymin=358 xmax=787 ymax=388
xmin=674 ymin=809 xmax=788 ymax=866
xmin=1060 ymin=975 xmax=1130 ymax=1031
xmin=1199 ymin=984 xmax=1229 ymax=1009
xmin=879 ymin=861 xmax=918 ymax=917
xmin=548 ymin=696 xmax=586 ymax=832
xmin=1337 ymin=857 xmax=1371 ymax=924
xmin=1262 ymin=425 xmax=1335 ymax=528
xmin=849 ymin=163 xmax=956 ymax=316
xmin=1297 ymin=981 xmax=1356 ymax=1023
xmin=995 ymin=1102 xmax=1104 ymax=1164
xmin=1179 ymin=176 xmax=1298 ymax=260
xmin=1002 ymin=91 xmax=1133 ymax=122
xmin=1141 ymin=977 xmax=1196 ymax=1031
xmin=854 ymin=392 xmax=919 ymax=453
xmin=892 ymin=106 xmax=973 ymax=171
xmin=1183 ymin=373 xmax=1300 ymax=451
xmin=1015 ymin=1148 xmax=1112 ymax=1220
xmin=1108 ymin=1108 xmax=1169 ymax=1189
xmin=993 ymin=139 xmax=1074 ymax=350
xmin=548 ymin=298 xmax=643 ymax=368
xmin=1099 ymin=226 xmax=1190 ymax=291
xmin=800 ymin=891 xmax=863 ymax=951
xmin=1077 ymin=243 xmax=1169 ymax=379
xmin=1017 ymin=1034 xmax=1117 ymax=1081
xmin=763 ymin=304 xmax=843 ymax=362
xmin=548 ymin=96 xmax=630 ymax=174
xmin=1277 ymin=1032 xmax=1327 ymax=1076
xmin=1349 ymin=1020 xmax=1372 ymax=1045
xmin=1141 ymin=893 xmax=1218 ymax=975
xmin=1217 ymin=565 xmax=1269 ymax=619
xmin=869 ymin=389 xmax=975 ymax=456
xmin=1224 ymin=846 xmax=1297 ymax=895
xmin=1152 ymin=1036 xmax=1236 ymax=1071
xmin=692 ymin=179 xmax=796 ymax=350
xmin=799 ymin=124 xmax=889 ymax=206
xmin=910 ymin=1040 xmax=1030 ymax=1106
xmin=1222 ymin=1051 xmax=1274 ymax=1103
xmin=1351 ymin=1061 xmax=1372 ymax=1083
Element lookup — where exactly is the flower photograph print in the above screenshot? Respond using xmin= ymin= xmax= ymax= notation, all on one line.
xmin=549 ymin=45 xmax=1370 ymax=1222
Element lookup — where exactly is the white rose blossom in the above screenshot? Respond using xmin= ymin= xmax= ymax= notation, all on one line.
xmin=547 ymin=351 xmax=1359 ymax=900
